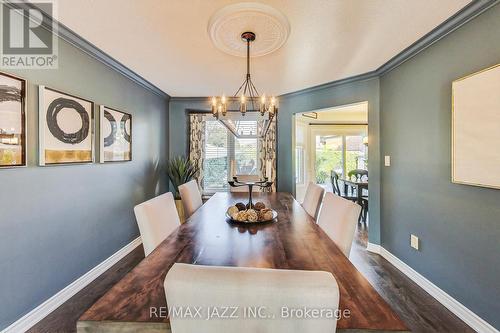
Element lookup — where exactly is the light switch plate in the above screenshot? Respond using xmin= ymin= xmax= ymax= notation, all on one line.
xmin=410 ymin=234 xmax=419 ymax=250
xmin=384 ymin=155 xmax=391 ymax=166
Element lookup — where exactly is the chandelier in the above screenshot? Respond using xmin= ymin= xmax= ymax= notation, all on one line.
xmin=210 ymin=32 xmax=277 ymax=138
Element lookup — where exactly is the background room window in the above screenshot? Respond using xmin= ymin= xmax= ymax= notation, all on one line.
xmin=315 ymin=135 xmax=344 ymax=184
xmin=295 ymin=146 xmax=305 ymax=184
xmin=314 ymin=128 xmax=367 ymax=185
xmin=345 ymin=135 xmax=366 ymax=171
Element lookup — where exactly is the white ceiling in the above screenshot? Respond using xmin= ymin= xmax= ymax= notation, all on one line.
xmin=55 ymin=0 xmax=470 ymax=97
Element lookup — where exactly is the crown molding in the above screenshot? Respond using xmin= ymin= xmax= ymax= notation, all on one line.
xmin=279 ymin=71 xmax=379 ymax=98
xmin=170 ymin=96 xmax=209 ymax=102
xmin=277 ymin=0 xmax=499 ymax=99
xmin=6 ymin=0 xmax=169 ymax=99
xmin=56 ymin=22 xmax=169 ymax=99
xmin=376 ymin=0 xmax=500 ymax=75
xmin=8 ymin=0 xmax=497 ymax=101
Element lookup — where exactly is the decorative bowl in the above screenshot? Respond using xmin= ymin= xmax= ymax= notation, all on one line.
xmin=226 ymin=210 xmax=278 ymax=224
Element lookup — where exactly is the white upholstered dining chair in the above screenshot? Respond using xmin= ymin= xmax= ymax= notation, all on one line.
xmin=133 ymin=192 xmax=180 ymax=257
xmin=165 ymin=263 xmax=339 ymax=333
xmin=317 ymin=192 xmax=361 ymax=257
xmin=301 ymin=182 xmax=325 ymax=220
xmin=178 ymin=180 xmax=203 ymax=218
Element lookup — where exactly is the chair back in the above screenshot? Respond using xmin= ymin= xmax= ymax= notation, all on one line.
xmin=301 ymin=182 xmax=325 ymax=220
xmin=134 ymin=192 xmax=180 ymax=256
xmin=165 ymin=263 xmax=339 ymax=333
xmin=230 ymin=175 xmax=261 ymax=192
xmin=178 ymin=180 xmax=203 ymax=218
xmin=347 ymin=169 xmax=368 ymax=182
xmin=330 ymin=170 xmax=342 ymax=196
xmin=317 ymin=192 xmax=361 ymax=257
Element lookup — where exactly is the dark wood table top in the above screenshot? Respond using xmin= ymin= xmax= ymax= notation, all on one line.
xmin=342 ymin=178 xmax=369 ymax=187
xmin=79 ymin=192 xmax=407 ymax=332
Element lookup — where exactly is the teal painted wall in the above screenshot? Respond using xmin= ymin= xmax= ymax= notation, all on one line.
xmin=168 ymin=98 xmax=208 ymax=159
xmin=379 ymin=3 xmax=500 ymax=328
xmin=278 ymin=78 xmax=381 ymax=244
xmin=0 ymin=37 xmax=169 ymax=329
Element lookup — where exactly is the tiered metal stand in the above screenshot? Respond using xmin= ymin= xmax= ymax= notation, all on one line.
xmin=228 ymin=177 xmax=273 ymax=209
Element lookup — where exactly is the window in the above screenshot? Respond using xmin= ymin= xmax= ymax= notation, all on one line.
xmin=234 ymin=138 xmax=258 ymax=175
xmin=315 ymin=135 xmax=344 ymax=184
xmin=314 ymin=131 xmax=367 ymax=184
xmin=203 ymin=120 xmax=228 ymax=192
xmin=346 ymin=135 xmax=366 ymax=171
xmin=295 ymin=146 xmax=304 ymax=184
xmin=202 ymin=119 xmax=260 ymax=193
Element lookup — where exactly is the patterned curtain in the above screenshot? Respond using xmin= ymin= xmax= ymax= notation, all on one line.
xmin=259 ymin=118 xmax=277 ymax=192
xmin=189 ymin=114 xmax=205 ymax=189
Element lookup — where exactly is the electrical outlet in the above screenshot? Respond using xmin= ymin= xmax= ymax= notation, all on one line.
xmin=384 ymin=155 xmax=391 ymax=166
xmin=410 ymin=234 xmax=419 ymax=250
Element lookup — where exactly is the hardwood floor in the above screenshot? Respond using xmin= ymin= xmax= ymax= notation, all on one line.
xmin=27 ymin=247 xmax=145 ymax=333
xmin=29 ymin=224 xmax=474 ymax=333
xmin=349 ymin=226 xmax=474 ymax=333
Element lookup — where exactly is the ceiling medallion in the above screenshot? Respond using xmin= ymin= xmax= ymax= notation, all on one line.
xmin=207 ymin=3 xmax=289 ymax=138
xmin=207 ymin=2 xmax=290 ymax=57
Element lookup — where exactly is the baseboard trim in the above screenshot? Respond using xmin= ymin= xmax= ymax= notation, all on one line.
xmin=366 ymin=242 xmax=381 ymax=254
xmin=2 ymin=237 xmax=142 ymax=333
xmin=378 ymin=247 xmax=498 ymax=333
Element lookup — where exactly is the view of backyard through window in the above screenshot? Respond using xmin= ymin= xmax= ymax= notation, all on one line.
xmin=203 ymin=120 xmax=259 ymax=192
xmin=203 ymin=120 xmax=228 ymax=192
xmin=315 ymin=134 xmax=366 ymax=184
xmin=235 ymin=138 xmax=258 ymax=175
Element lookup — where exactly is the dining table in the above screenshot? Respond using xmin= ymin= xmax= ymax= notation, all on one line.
xmin=342 ymin=178 xmax=368 ymax=205
xmin=77 ymin=192 xmax=408 ymax=333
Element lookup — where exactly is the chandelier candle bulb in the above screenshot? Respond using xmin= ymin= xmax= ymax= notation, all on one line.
xmin=260 ymin=94 xmax=266 ymax=115
xmin=221 ymin=95 xmax=228 ymax=116
xmin=211 ymin=97 xmax=217 ymax=116
xmin=240 ymin=95 xmax=247 ymax=114
xmin=269 ymin=96 xmax=277 ymax=116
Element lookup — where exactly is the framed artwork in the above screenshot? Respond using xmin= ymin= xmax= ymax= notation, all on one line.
xmin=0 ymin=71 xmax=26 ymax=168
xmin=99 ymin=105 xmax=132 ymax=162
xmin=39 ymin=86 xmax=94 ymax=165
xmin=452 ymin=63 xmax=500 ymax=189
